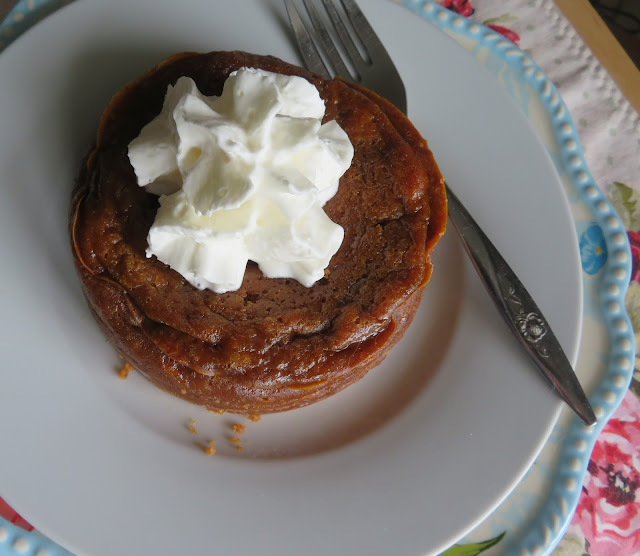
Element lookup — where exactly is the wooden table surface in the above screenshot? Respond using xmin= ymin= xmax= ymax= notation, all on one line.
xmin=555 ymin=0 xmax=640 ymax=114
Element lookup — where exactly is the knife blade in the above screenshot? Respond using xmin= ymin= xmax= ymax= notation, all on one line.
xmin=446 ymin=184 xmax=596 ymax=426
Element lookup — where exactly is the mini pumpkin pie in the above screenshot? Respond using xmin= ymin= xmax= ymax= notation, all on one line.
xmin=69 ymin=50 xmax=447 ymax=414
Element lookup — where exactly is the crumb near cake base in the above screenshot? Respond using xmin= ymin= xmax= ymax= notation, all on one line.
xmin=118 ymin=361 xmax=132 ymax=379
xmin=69 ymin=50 xmax=447 ymax=414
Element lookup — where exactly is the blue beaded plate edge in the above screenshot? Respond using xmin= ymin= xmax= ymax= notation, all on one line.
xmin=0 ymin=1 xmax=634 ymax=555
xmin=402 ymin=2 xmax=635 ymax=554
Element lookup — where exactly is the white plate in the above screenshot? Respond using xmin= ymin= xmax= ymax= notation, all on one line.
xmin=0 ymin=1 xmax=583 ymax=555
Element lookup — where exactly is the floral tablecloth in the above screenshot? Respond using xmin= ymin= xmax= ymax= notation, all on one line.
xmin=1 ymin=0 xmax=639 ymax=555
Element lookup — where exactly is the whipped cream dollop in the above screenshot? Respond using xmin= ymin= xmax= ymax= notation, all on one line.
xmin=127 ymin=68 xmax=354 ymax=293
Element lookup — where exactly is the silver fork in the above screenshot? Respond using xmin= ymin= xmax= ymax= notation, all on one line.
xmin=284 ymin=0 xmax=596 ymax=426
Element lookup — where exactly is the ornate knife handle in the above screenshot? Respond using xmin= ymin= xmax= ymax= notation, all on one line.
xmin=445 ymin=183 xmax=596 ymax=426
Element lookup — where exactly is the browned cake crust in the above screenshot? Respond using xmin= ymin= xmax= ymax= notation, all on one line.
xmin=70 ymin=51 xmax=447 ymax=413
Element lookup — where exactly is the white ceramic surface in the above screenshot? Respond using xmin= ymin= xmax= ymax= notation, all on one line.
xmin=0 ymin=1 xmax=583 ymax=555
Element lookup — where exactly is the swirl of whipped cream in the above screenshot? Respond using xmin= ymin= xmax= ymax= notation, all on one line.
xmin=127 ymin=68 xmax=353 ymax=293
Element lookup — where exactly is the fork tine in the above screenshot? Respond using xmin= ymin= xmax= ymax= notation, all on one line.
xmin=285 ymin=0 xmax=407 ymax=114
xmin=320 ymin=0 xmax=367 ymax=73
xmin=284 ymin=0 xmax=331 ymax=79
xmin=339 ymin=0 xmax=407 ymax=113
xmin=340 ymin=0 xmax=390 ymax=62
xmin=301 ymin=0 xmax=353 ymax=80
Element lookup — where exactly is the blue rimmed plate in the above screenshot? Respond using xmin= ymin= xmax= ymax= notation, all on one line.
xmin=0 ymin=1 xmax=633 ymax=555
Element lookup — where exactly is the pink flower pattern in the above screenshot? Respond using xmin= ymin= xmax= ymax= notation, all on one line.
xmin=569 ymin=391 xmax=640 ymax=554
xmin=0 ymin=496 xmax=33 ymax=532
xmin=628 ymin=230 xmax=640 ymax=283
xmin=439 ymin=0 xmax=474 ymax=18
xmin=484 ymin=24 xmax=520 ymax=46
xmin=438 ymin=0 xmax=521 ymax=46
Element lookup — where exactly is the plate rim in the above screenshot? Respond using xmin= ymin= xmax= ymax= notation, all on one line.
xmin=400 ymin=2 xmax=635 ymax=554
xmin=0 ymin=1 xmax=633 ymax=555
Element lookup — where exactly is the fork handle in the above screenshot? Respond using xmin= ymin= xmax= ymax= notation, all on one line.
xmin=445 ymin=183 xmax=596 ymax=426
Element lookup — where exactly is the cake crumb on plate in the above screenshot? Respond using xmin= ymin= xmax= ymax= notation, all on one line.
xmin=118 ymin=361 xmax=132 ymax=379
xmin=204 ymin=440 xmax=216 ymax=456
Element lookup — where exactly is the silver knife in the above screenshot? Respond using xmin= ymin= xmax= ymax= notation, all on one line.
xmin=446 ymin=185 xmax=596 ymax=425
